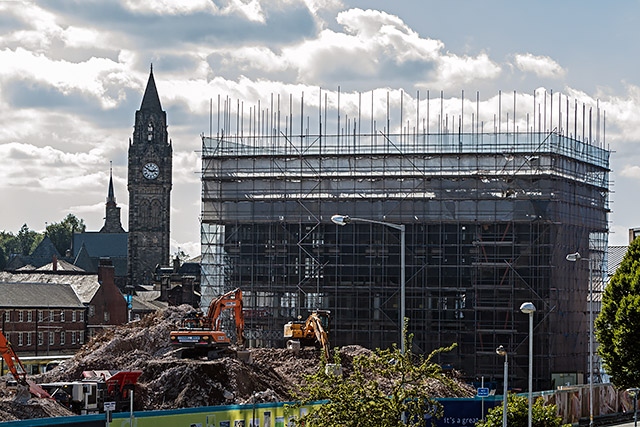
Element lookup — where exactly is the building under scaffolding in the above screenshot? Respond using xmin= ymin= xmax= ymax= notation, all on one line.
xmin=200 ymin=90 xmax=609 ymax=391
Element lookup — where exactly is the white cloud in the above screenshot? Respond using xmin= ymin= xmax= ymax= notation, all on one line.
xmin=514 ymin=53 xmax=566 ymax=79
xmin=620 ymin=165 xmax=640 ymax=179
xmin=435 ymin=53 xmax=501 ymax=87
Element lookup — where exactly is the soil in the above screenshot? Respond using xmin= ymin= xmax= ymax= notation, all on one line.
xmin=0 ymin=305 xmax=475 ymax=421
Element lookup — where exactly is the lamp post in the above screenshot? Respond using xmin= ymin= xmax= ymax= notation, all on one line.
xmin=520 ymin=302 xmax=536 ymax=427
xmin=627 ymin=388 xmax=639 ymax=427
xmin=331 ymin=214 xmax=406 ymax=353
xmin=566 ymin=251 xmax=594 ymax=427
xmin=496 ymin=345 xmax=508 ymax=427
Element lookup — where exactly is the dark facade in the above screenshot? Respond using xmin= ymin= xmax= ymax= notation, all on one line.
xmin=127 ymin=66 xmax=172 ymax=286
xmin=201 ymin=100 xmax=610 ymax=393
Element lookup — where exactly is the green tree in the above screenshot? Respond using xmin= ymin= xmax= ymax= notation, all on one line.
xmin=16 ymin=224 xmax=41 ymax=256
xmin=46 ymin=214 xmax=86 ymax=255
xmin=595 ymin=237 xmax=640 ymax=388
xmin=289 ymin=326 xmax=464 ymax=427
xmin=476 ymin=394 xmax=565 ymax=427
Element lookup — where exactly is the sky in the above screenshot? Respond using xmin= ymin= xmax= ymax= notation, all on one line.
xmin=1 ymin=0 xmax=640 ymax=258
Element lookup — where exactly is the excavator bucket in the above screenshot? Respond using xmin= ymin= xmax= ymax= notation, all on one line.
xmin=13 ymin=383 xmax=31 ymax=403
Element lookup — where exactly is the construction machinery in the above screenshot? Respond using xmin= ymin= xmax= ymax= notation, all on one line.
xmin=39 ymin=370 xmax=142 ymax=415
xmin=0 ymin=331 xmax=51 ymax=402
xmin=170 ymin=288 xmax=246 ymax=359
xmin=284 ymin=310 xmax=331 ymax=359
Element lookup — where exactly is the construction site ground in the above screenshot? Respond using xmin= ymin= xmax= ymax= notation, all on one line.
xmin=0 ymin=305 xmax=475 ymax=422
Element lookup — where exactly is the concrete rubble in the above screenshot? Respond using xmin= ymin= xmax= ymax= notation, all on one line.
xmin=0 ymin=305 xmax=474 ymax=421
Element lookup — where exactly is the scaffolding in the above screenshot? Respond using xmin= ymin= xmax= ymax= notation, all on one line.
xmin=200 ymin=90 xmax=610 ymax=391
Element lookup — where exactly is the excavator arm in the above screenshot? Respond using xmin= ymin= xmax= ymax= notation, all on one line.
xmin=0 ymin=331 xmax=26 ymax=383
xmin=0 ymin=331 xmax=50 ymax=400
xmin=205 ymin=288 xmax=245 ymax=346
xmin=308 ymin=314 xmax=330 ymax=360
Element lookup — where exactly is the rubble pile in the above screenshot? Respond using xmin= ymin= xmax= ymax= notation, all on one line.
xmin=0 ymin=394 xmax=75 ymax=421
xmin=0 ymin=306 xmax=474 ymax=421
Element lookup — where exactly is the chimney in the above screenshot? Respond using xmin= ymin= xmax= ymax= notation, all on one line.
xmin=52 ymin=255 xmax=58 ymax=271
xmin=173 ymin=256 xmax=180 ymax=273
xmin=98 ymin=258 xmax=115 ymax=286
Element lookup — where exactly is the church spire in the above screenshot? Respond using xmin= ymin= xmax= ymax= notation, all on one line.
xmin=100 ymin=163 xmax=125 ymax=234
xmin=140 ymin=64 xmax=162 ymax=112
xmin=106 ymin=162 xmax=116 ymax=207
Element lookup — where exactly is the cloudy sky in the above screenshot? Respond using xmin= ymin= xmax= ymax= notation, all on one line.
xmin=1 ymin=0 xmax=640 ymax=258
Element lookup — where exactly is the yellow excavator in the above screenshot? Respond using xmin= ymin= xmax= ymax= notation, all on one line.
xmin=283 ymin=310 xmax=331 ymax=360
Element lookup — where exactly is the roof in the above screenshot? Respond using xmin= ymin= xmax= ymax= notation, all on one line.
xmin=32 ymin=259 xmax=85 ymax=272
xmin=0 ymin=282 xmax=83 ymax=308
xmin=31 ymin=236 xmax=61 ymax=259
xmin=0 ymin=272 xmax=101 ymax=304
xmin=73 ymin=233 xmax=128 ymax=258
xmin=608 ymin=245 xmax=628 ymax=277
xmin=140 ymin=67 xmax=162 ymax=112
xmin=132 ymin=293 xmax=167 ymax=312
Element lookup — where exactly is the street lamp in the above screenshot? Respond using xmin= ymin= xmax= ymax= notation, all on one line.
xmin=566 ymin=251 xmax=594 ymax=427
xmin=627 ymin=388 xmax=639 ymax=427
xmin=520 ymin=302 xmax=536 ymax=427
xmin=331 ymin=214 xmax=406 ymax=353
xmin=496 ymin=345 xmax=508 ymax=427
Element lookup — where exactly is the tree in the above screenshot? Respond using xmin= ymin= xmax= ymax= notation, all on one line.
xmin=595 ymin=237 xmax=640 ymax=388
xmin=289 ymin=324 xmax=464 ymax=427
xmin=46 ymin=214 xmax=86 ymax=255
xmin=476 ymin=394 xmax=565 ymax=427
xmin=16 ymin=224 xmax=41 ymax=256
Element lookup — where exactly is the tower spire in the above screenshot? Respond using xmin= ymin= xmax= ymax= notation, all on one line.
xmin=140 ymin=65 xmax=162 ymax=112
xmin=100 ymin=162 xmax=125 ymax=234
xmin=107 ymin=161 xmax=116 ymax=206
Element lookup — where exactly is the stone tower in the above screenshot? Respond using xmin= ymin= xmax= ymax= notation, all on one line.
xmin=100 ymin=164 xmax=126 ymax=233
xmin=127 ymin=66 xmax=172 ymax=285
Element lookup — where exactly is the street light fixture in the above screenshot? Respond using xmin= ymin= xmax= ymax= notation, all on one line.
xmin=627 ymin=388 xmax=640 ymax=427
xmin=496 ymin=345 xmax=508 ymax=427
xmin=566 ymin=251 xmax=594 ymax=427
xmin=331 ymin=214 xmax=406 ymax=353
xmin=520 ymin=301 xmax=536 ymax=427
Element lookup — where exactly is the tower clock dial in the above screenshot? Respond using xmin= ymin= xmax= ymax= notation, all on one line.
xmin=142 ymin=162 xmax=160 ymax=180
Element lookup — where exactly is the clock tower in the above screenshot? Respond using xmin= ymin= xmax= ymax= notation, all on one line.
xmin=127 ymin=66 xmax=172 ymax=285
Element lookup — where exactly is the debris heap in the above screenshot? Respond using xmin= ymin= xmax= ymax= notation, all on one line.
xmin=1 ymin=305 xmax=474 ymax=420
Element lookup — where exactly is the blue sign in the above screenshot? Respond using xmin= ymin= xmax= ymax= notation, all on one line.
xmin=476 ymin=387 xmax=490 ymax=397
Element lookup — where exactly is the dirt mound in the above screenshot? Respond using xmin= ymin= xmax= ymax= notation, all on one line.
xmin=0 ymin=394 xmax=75 ymax=421
xmin=0 ymin=306 xmax=474 ymax=421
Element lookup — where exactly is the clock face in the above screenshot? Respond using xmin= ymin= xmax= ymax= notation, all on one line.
xmin=142 ymin=162 xmax=160 ymax=180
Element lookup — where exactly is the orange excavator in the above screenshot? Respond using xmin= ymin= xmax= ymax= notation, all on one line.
xmin=0 ymin=331 xmax=51 ymax=402
xmin=170 ymin=288 xmax=246 ymax=360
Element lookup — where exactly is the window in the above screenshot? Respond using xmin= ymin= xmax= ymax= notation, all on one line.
xmin=71 ymin=331 xmax=76 ymax=344
xmin=72 ymin=311 xmax=76 ymax=322
xmin=38 ymin=332 xmax=43 ymax=346
xmin=27 ymin=333 xmax=32 ymax=346
xmin=17 ymin=333 xmax=23 ymax=346
xmin=48 ymin=332 xmax=54 ymax=346
xmin=60 ymin=311 xmax=65 ymax=322
xmin=27 ymin=311 xmax=32 ymax=323
xmin=79 ymin=311 xmax=84 ymax=322
xmin=88 ymin=306 xmax=95 ymax=317
xmin=60 ymin=331 xmax=65 ymax=346
xmin=49 ymin=310 xmax=54 ymax=322
xmin=4 ymin=311 xmax=9 ymax=322
xmin=38 ymin=311 xmax=43 ymax=322
xmin=104 ymin=312 xmax=110 ymax=322
xmin=79 ymin=331 xmax=84 ymax=344
xmin=18 ymin=311 xmax=23 ymax=322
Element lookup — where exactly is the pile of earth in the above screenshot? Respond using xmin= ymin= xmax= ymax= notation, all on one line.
xmin=0 ymin=305 xmax=475 ymax=420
